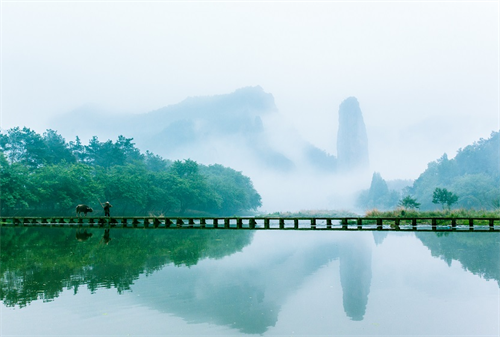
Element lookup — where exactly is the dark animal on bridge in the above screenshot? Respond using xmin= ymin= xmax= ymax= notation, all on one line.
xmin=76 ymin=204 xmax=93 ymax=217
xmin=76 ymin=229 xmax=93 ymax=242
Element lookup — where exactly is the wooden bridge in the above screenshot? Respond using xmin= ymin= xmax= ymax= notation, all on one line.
xmin=1 ymin=216 xmax=500 ymax=231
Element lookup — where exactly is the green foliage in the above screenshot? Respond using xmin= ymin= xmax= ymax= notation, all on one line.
xmin=200 ymin=164 xmax=262 ymax=215
xmin=432 ymin=188 xmax=459 ymax=209
xmin=364 ymin=208 xmax=500 ymax=218
xmin=398 ymin=195 xmax=420 ymax=209
xmin=409 ymin=131 xmax=500 ymax=210
xmin=0 ymin=127 xmax=261 ymax=216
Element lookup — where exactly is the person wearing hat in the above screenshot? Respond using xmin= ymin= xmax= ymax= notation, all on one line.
xmin=102 ymin=201 xmax=113 ymax=217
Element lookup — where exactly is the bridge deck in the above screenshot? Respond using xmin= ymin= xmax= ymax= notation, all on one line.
xmin=1 ymin=216 xmax=499 ymax=231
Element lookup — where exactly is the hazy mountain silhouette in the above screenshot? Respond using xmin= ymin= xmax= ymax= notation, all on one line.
xmin=337 ymin=97 xmax=369 ymax=172
xmin=54 ymin=86 xmax=337 ymax=174
xmin=53 ymin=86 xmax=373 ymax=210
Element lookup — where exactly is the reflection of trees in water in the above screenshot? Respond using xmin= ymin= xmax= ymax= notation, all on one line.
xmin=0 ymin=227 xmax=253 ymax=307
xmin=416 ymin=232 xmax=500 ymax=287
xmin=1 ymin=228 xmax=378 ymax=333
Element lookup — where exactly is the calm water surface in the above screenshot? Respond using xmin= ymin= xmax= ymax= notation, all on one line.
xmin=1 ymin=227 xmax=499 ymax=336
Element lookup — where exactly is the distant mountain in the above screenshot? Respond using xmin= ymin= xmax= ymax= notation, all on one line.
xmin=54 ymin=86 xmax=337 ymax=174
xmin=53 ymin=86 xmax=374 ymax=211
xmin=337 ymin=97 xmax=369 ymax=172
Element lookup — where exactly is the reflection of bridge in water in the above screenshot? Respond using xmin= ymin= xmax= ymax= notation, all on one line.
xmin=2 ymin=216 xmax=499 ymax=231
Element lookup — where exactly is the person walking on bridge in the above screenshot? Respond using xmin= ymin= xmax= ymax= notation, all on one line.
xmin=102 ymin=201 xmax=113 ymax=217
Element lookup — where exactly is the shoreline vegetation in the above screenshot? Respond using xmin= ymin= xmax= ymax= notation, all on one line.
xmin=0 ymin=127 xmax=261 ymax=216
xmin=261 ymin=209 xmax=500 ymax=218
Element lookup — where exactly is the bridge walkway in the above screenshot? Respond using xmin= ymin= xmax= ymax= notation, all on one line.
xmin=1 ymin=216 xmax=499 ymax=231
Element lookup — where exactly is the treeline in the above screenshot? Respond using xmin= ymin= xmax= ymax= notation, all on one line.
xmin=0 ymin=127 xmax=262 ymax=216
xmin=357 ymin=131 xmax=500 ymax=211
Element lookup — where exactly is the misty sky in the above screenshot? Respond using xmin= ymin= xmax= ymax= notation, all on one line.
xmin=1 ymin=1 xmax=499 ymax=180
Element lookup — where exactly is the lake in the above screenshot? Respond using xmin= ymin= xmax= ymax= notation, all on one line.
xmin=1 ymin=227 xmax=499 ymax=336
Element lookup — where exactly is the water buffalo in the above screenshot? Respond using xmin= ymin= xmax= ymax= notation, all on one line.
xmin=76 ymin=204 xmax=93 ymax=217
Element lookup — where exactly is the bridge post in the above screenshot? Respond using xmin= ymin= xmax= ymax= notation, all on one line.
xmin=357 ymin=218 xmax=362 ymax=230
xmin=176 ymin=218 xmax=183 ymax=227
xmin=394 ymin=219 xmax=400 ymax=231
xmin=264 ymin=218 xmax=270 ymax=229
xmin=451 ymin=218 xmax=457 ymax=230
xmin=249 ymin=218 xmax=256 ymax=229
xmin=311 ymin=218 xmax=316 ymax=229
xmin=294 ymin=218 xmax=299 ymax=229
xmin=200 ymin=218 xmax=206 ymax=228
xmin=490 ymin=219 xmax=495 ymax=231
xmin=341 ymin=218 xmax=348 ymax=230
xmin=469 ymin=218 xmax=474 ymax=230
xmin=279 ymin=218 xmax=284 ymax=229
xmin=237 ymin=218 xmax=243 ymax=229
xmin=109 ymin=218 xmax=118 ymax=227
xmin=376 ymin=218 xmax=382 ymax=230
xmin=431 ymin=218 xmax=437 ymax=230
xmin=165 ymin=218 xmax=173 ymax=228
xmin=412 ymin=218 xmax=417 ymax=230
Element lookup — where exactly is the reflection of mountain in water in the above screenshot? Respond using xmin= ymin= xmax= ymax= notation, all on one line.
xmin=416 ymin=232 xmax=500 ymax=287
xmin=131 ymin=232 xmax=374 ymax=333
xmin=1 ymin=228 xmax=377 ymax=334
xmin=340 ymin=237 xmax=372 ymax=321
xmin=132 ymin=241 xmax=342 ymax=334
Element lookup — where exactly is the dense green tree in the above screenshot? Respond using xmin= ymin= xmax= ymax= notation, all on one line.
xmin=42 ymin=129 xmax=75 ymax=165
xmin=0 ymin=153 xmax=37 ymax=214
xmin=144 ymin=150 xmax=171 ymax=172
xmin=0 ymin=127 xmax=48 ymax=168
xmin=432 ymin=188 xmax=459 ymax=209
xmin=97 ymin=164 xmax=150 ymax=214
xmin=30 ymin=163 xmax=102 ymax=213
xmin=68 ymin=136 xmax=86 ymax=162
xmin=398 ymin=195 xmax=420 ymax=210
xmin=200 ymin=164 xmax=262 ymax=214
xmin=168 ymin=160 xmax=216 ymax=213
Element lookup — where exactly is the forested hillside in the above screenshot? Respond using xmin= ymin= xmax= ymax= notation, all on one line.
xmin=357 ymin=131 xmax=500 ymax=211
xmin=0 ymin=127 xmax=261 ymax=216
xmin=409 ymin=131 xmax=500 ymax=210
